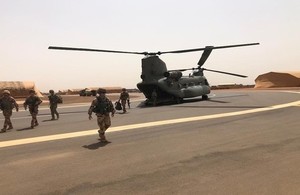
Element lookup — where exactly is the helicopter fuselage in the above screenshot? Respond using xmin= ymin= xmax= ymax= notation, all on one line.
xmin=137 ymin=56 xmax=210 ymax=104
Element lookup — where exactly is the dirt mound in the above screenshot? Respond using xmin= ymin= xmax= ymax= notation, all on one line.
xmin=255 ymin=72 xmax=300 ymax=88
xmin=0 ymin=81 xmax=43 ymax=97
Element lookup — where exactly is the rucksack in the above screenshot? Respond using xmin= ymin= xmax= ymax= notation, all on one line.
xmin=115 ymin=101 xmax=122 ymax=111
xmin=57 ymin=95 xmax=63 ymax=104
xmin=92 ymin=98 xmax=110 ymax=114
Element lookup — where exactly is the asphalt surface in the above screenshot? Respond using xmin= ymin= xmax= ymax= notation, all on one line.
xmin=0 ymin=89 xmax=300 ymax=195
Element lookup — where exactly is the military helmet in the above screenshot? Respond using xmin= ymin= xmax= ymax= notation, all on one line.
xmin=49 ymin=89 xmax=54 ymax=93
xmin=97 ymin=88 xmax=106 ymax=94
xmin=122 ymin=88 xmax=126 ymax=91
xmin=3 ymin=90 xmax=10 ymax=95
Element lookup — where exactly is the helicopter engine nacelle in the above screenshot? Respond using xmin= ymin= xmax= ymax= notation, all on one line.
xmin=164 ymin=71 xmax=183 ymax=80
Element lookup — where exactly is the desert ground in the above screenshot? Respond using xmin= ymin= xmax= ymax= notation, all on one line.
xmin=1 ymin=88 xmax=299 ymax=194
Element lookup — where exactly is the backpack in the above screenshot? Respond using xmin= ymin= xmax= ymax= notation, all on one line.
xmin=92 ymin=98 xmax=110 ymax=114
xmin=57 ymin=95 xmax=63 ymax=104
xmin=115 ymin=101 xmax=122 ymax=111
xmin=25 ymin=96 xmax=40 ymax=106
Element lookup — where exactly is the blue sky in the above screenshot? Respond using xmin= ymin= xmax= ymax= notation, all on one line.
xmin=1 ymin=0 xmax=299 ymax=92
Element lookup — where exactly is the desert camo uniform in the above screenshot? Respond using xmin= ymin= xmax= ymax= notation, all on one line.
xmin=0 ymin=90 xmax=19 ymax=132
xmin=88 ymin=88 xmax=115 ymax=142
xmin=119 ymin=88 xmax=130 ymax=113
xmin=48 ymin=89 xmax=61 ymax=120
xmin=23 ymin=90 xmax=43 ymax=128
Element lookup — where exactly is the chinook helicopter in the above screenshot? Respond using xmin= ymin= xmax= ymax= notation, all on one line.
xmin=48 ymin=43 xmax=259 ymax=105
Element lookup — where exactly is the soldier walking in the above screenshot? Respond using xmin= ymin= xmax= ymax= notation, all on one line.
xmin=48 ymin=89 xmax=61 ymax=120
xmin=119 ymin=88 xmax=130 ymax=113
xmin=0 ymin=90 xmax=19 ymax=133
xmin=88 ymin=88 xmax=115 ymax=142
xmin=23 ymin=89 xmax=43 ymax=128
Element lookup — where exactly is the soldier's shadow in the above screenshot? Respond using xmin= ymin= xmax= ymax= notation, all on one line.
xmin=42 ymin=119 xmax=58 ymax=122
xmin=17 ymin=127 xmax=33 ymax=131
xmin=82 ymin=141 xmax=111 ymax=150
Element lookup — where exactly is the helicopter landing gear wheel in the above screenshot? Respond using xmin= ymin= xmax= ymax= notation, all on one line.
xmin=202 ymin=94 xmax=208 ymax=100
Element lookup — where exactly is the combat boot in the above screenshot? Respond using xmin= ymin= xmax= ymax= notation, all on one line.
xmin=7 ymin=126 xmax=13 ymax=130
xmin=98 ymin=132 xmax=108 ymax=143
xmin=1 ymin=125 xmax=7 ymax=132
xmin=0 ymin=128 xmax=6 ymax=133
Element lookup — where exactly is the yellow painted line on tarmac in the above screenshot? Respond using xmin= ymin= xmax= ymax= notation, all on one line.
xmin=1 ymin=100 xmax=300 ymax=149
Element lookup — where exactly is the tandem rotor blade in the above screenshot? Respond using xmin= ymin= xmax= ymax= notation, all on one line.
xmin=159 ymin=43 xmax=259 ymax=55
xmin=48 ymin=46 xmax=147 ymax=55
xmin=197 ymin=46 xmax=213 ymax=67
xmin=49 ymin=43 xmax=259 ymax=56
xmin=202 ymin=68 xmax=247 ymax=78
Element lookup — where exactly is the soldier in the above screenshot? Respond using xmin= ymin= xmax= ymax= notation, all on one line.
xmin=0 ymin=90 xmax=19 ymax=133
xmin=88 ymin=88 xmax=115 ymax=142
xmin=48 ymin=89 xmax=61 ymax=120
xmin=119 ymin=88 xmax=130 ymax=113
xmin=23 ymin=89 xmax=43 ymax=129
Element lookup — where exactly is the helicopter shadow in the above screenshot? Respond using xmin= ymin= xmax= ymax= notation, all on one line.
xmin=177 ymin=97 xmax=264 ymax=109
xmin=182 ymin=97 xmax=229 ymax=104
xmin=210 ymin=93 xmax=249 ymax=99
xmin=179 ymin=93 xmax=265 ymax=109
xmin=175 ymin=104 xmax=265 ymax=109
xmin=82 ymin=141 xmax=111 ymax=150
xmin=137 ymin=97 xmax=227 ymax=108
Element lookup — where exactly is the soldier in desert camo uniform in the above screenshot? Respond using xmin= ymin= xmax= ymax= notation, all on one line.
xmin=23 ymin=89 xmax=43 ymax=129
xmin=0 ymin=90 xmax=19 ymax=133
xmin=48 ymin=89 xmax=62 ymax=120
xmin=119 ymin=88 xmax=130 ymax=113
xmin=88 ymin=88 xmax=115 ymax=142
